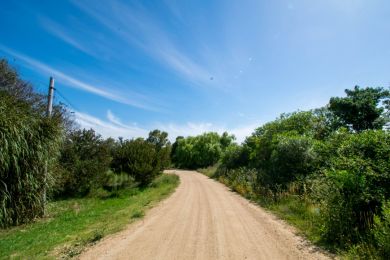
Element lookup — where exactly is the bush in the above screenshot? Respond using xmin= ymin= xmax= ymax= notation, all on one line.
xmin=146 ymin=130 xmax=171 ymax=171
xmin=312 ymin=130 xmax=390 ymax=246
xmin=269 ymin=135 xmax=316 ymax=187
xmin=54 ymin=129 xmax=112 ymax=197
xmin=217 ymin=106 xmax=390 ymax=254
xmin=317 ymin=170 xmax=370 ymax=246
xmin=372 ymin=201 xmax=390 ymax=258
xmin=113 ymin=138 xmax=160 ymax=185
xmin=103 ymin=171 xmax=135 ymax=191
xmin=0 ymin=60 xmax=63 ymax=227
xmin=220 ymin=144 xmax=249 ymax=169
xmin=239 ymin=112 xmax=324 ymax=190
xmin=215 ymin=167 xmax=258 ymax=198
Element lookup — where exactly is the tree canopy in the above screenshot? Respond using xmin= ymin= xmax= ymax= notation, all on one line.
xmin=329 ymin=86 xmax=390 ymax=131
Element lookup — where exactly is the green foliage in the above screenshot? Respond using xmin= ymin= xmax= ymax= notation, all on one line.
xmin=54 ymin=129 xmax=112 ymax=197
xmin=313 ymin=130 xmax=390 ymax=247
xmin=0 ymin=60 xmax=63 ymax=227
xmin=112 ymin=130 xmax=171 ymax=185
xmin=213 ymin=87 xmax=390 ymax=256
xmin=112 ymin=138 xmax=158 ymax=185
xmin=0 ymin=174 xmax=179 ymax=258
xmin=317 ymin=170 xmax=370 ymax=246
xmin=269 ymin=134 xmax=316 ymax=186
xmin=241 ymin=111 xmax=324 ymax=189
xmin=172 ymin=132 xmax=234 ymax=169
xmin=103 ymin=171 xmax=135 ymax=192
xmin=146 ymin=129 xmax=171 ymax=170
xmin=0 ymin=58 xmax=170 ymax=230
xmin=216 ymin=167 xmax=258 ymax=197
xmin=220 ymin=143 xmax=249 ymax=169
xmin=149 ymin=173 xmax=180 ymax=188
xmin=329 ymin=86 xmax=390 ymax=131
xmin=197 ymin=164 xmax=219 ymax=178
xmin=372 ymin=201 xmax=390 ymax=258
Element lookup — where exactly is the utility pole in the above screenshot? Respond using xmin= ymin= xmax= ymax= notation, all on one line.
xmin=47 ymin=77 xmax=54 ymax=117
xmin=43 ymin=76 xmax=54 ymax=215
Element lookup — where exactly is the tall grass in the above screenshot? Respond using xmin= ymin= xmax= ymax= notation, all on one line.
xmin=0 ymin=60 xmax=63 ymax=227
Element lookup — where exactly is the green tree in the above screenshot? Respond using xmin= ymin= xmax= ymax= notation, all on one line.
xmin=147 ymin=129 xmax=169 ymax=149
xmin=220 ymin=131 xmax=235 ymax=149
xmin=113 ymin=138 xmax=159 ymax=185
xmin=172 ymin=132 xmax=232 ymax=169
xmin=146 ymin=129 xmax=171 ymax=170
xmin=329 ymin=86 xmax=390 ymax=131
xmin=55 ymin=129 xmax=112 ymax=197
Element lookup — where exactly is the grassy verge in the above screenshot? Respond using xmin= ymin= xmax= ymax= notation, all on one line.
xmin=262 ymin=196 xmax=323 ymax=244
xmin=0 ymin=174 xmax=179 ymax=259
xmin=197 ymin=164 xmax=219 ymax=178
xmin=199 ymin=166 xmax=390 ymax=258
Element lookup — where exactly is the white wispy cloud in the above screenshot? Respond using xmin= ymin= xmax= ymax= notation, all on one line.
xmin=0 ymin=45 xmax=158 ymax=111
xmin=75 ymin=110 xmax=258 ymax=143
xmin=70 ymin=0 xmax=218 ymax=87
xmin=75 ymin=111 xmax=149 ymax=139
xmin=39 ymin=17 xmax=96 ymax=57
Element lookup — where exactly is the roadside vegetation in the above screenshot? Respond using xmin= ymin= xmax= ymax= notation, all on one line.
xmin=0 ymin=59 xmax=178 ymax=257
xmin=173 ymin=86 xmax=390 ymax=259
xmin=0 ymin=175 xmax=179 ymax=258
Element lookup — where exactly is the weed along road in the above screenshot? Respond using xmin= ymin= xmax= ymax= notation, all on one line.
xmin=81 ymin=170 xmax=330 ymax=260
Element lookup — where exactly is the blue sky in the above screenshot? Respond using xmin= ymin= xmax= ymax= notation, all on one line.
xmin=1 ymin=0 xmax=389 ymax=142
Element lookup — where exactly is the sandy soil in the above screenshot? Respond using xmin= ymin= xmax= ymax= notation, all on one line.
xmin=80 ymin=170 xmax=331 ymax=260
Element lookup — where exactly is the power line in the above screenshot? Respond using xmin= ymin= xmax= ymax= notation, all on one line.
xmin=30 ymin=78 xmax=79 ymax=113
xmin=55 ymin=88 xmax=79 ymax=112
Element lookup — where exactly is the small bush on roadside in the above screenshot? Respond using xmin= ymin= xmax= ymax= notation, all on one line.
xmin=149 ymin=174 xmax=179 ymax=188
xmin=103 ymin=171 xmax=135 ymax=191
xmin=112 ymin=130 xmax=171 ymax=186
xmin=372 ymin=201 xmax=390 ymax=258
xmin=53 ymin=129 xmax=112 ymax=197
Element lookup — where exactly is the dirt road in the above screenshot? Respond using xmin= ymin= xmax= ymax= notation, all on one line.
xmin=81 ymin=170 xmax=330 ymax=260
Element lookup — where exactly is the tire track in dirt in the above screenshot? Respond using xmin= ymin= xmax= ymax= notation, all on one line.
xmin=80 ymin=170 xmax=331 ymax=260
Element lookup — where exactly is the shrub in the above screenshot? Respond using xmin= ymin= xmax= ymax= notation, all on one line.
xmin=220 ymin=144 xmax=249 ymax=169
xmin=317 ymin=170 xmax=370 ymax=246
xmin=215 ymin=167 xmax=258 ymax=198
xmin=54 ymin=129 xmax=112 ymax=197
xmin=313 ymin=130 xmax=390 ymax=246
xmin=146 ymin=130 xmax=171 ymax=171
xmin=372 ymin=201 xmax=390 ymax=258
xmin=0 ymin=60 xmax=63 ymax=227
xmin=269 ymin=135 xmax=316 ymax=187
xmin=113 ymin=138 xmax=160 ymax=186
xmin=103 ymin=171 xmax=135 ymax=191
